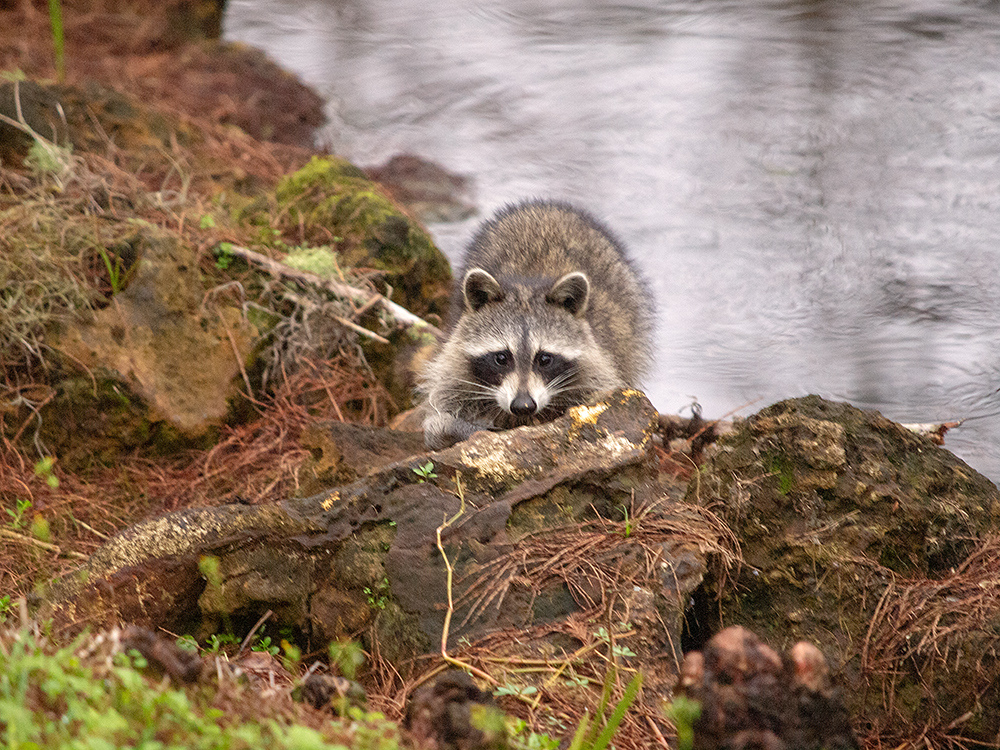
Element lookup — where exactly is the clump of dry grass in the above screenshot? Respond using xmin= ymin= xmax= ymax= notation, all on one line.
xmin=360 ymin=500 xmax=743 ymax=750
xmin=458 ymin=503 xmax=740 ymax=628
xmin=858 ymin=536 xmax=1000 ymax=750
xmin=0 ymin=353 xmax=394 ymax=598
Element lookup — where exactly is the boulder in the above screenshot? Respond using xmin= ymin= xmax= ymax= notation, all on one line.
xmin=690 ymin=395 xmax=1000 ymax=746
xmin=42 ymin=389 xmax=722 ymax=698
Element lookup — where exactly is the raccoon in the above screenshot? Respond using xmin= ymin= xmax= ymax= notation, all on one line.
xmin=418 ymin=199 xmax=655 ymax=450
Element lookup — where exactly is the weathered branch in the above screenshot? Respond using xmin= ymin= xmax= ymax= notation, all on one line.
xmin=222 ymin=243 xmax=443 ymax=340
xmin=0 ymin=527 xmax=87 ymax=560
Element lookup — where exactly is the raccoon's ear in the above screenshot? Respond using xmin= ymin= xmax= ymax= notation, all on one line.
xmin=547 ymin=272 xmax=590 ymax=317
xmin=463 ymin=268 xmax=504 ymax=311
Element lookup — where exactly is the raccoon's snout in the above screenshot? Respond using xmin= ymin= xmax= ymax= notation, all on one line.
xmin=510 ymin=393 xmax=538 ymax=416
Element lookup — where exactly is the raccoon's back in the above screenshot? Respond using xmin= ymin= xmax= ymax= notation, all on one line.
xmin=452 ymin=199 xmax=654 ymax=384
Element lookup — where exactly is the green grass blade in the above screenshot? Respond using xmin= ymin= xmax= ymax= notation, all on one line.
xmin=47 ymin=0 xmax=65 ymax=82
xmin=588 ymin=671 xmax=643 ymax=750
xmin=566 ymin=711 xmax=591 ymax=750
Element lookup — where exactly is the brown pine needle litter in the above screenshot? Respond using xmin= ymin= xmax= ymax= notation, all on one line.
xmin=0 ymin=353 xmax=393 ymax=596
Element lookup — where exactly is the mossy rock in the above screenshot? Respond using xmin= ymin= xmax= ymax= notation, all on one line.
xmin=36 ymin=374 xmax=195 ymax=472
xmin=272 ymin=156 xmax=452 ymax=320
xmin=39 ymin=225 xmax=258 ymax=467
xmin=695 ymin=396 xmax=1000 ymax=579
xmin=691 ymin=395 xmax=1000 ymax=744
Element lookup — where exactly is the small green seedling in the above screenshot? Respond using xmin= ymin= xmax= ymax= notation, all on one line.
xmin=205 ymin=633 xmax=240 ymax=654
xmin=364 ymin=577 xmax=390 ymax=610
xmin=251 ymin=635 xmax=280 ymax=657
xmin=593 ymin=626 xmax=637 ymax=658
xmin=6 ymin=498 xmax=32 ymax=530
xmin=214 ymin=242 xmax=235 ymax=270
xmin=175 ymin=635 xmax=200 ymax=653
xmin=328 ymin=639 xmax=365 ymax=680
xmin=34 ymin=456 xmax=59 ymax=488
xmin=412 ymin=461 xmax=437 ymax=483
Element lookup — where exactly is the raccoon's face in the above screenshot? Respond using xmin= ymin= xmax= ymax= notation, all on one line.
xmin=467 ymin=347 xmax=578 ymax=426
xmin=458 ymin=267 xmax=591 ymax=427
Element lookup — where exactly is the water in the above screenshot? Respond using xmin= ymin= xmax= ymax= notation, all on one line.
xmin=224 ymin=0 xmax=1000 ymax=483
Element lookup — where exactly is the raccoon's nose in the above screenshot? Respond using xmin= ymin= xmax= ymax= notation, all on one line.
xmin=510 ymin=393 xmax=537 ymax=416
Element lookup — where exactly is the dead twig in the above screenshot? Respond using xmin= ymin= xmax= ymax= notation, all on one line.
xmin=222 ymin=243 xmax=442 ymax=339
xmin=237 ymin=609 xmax=273 ymax=657
xmin=0 ymin=527 xmax=88 ymax=560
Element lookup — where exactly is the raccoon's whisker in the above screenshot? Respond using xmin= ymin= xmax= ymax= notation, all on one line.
xmin=450 ymin=383 xmax=501 ymax=398
xmin=451 ymin=381 xmax=500 ymax=396
xmin=544 ymin=372 xmax=582 ymax=398
xmin=450 ymin=395 xmax=499 ymax=405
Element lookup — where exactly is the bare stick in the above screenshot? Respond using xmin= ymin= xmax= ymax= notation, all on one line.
xmin=0 ymin=527 xmax=88 ymax=560
xmin=237 ymin=609 xmax=274 ymax=657
xmin=332 ymin=314 xmax=391 ymax=345
xmin=222 ymin=244 xmax=442 ymax=339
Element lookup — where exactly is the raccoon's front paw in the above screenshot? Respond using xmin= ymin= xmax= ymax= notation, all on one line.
xmin=423 ymin=413 xmax=484 ymax=450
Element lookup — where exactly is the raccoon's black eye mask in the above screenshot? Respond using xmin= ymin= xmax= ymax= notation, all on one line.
xmin=534 ymin=351 xmax=574 ymax=383
xmin=470 ymin=350 xmax=514 ymax=386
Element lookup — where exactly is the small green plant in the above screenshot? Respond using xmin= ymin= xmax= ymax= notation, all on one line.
xmin=566 ymin=669 xmax=643 ymax=750
xmin=6 ymin=498 xmax=32 ymax=530
xmin=665 ymin=695 xmax=702 ymax=750
xmin=251 ymin=635 xmax=280 ymax=657
xmin=412 ymin=461 xmax=437 ymax=483
xmin=494 ymin=683 xmax=538 ymax=699
xmin=214 ymin=242 xmax=235 ymax=270
xmin=199 ymin=214 xmax=217 ymax=229
xmin=328 ymin=639 xmax=365 ymax=680
xmin=619 ymin=504 xmax=632 ymax=538
xmin=30 ymin=515 xmax=51 ymax=543
xmin=564 ymin=671 xmax=590 ymax=688
xmin=96 ymin=247 xmax=130 ymax=294
xmin=593 ymin=626 xmax=637 ymax=659
xmin=34 ymin=456 xmax=59 ymax=489
xmin=363 ymin=577 xmax=390 ymax=610
xmin=175 ymin=635 xmax=200 ymax=653
xmin=0 ymin=595 xmax=13 ymax=624
xmin=114 ymin=648 xmax=149 ymax=670
xmin=280 ymin=639 xmax=302 ymax=670
xmin=204 ymin=632 xmax=240 ymax=654
xmin=509 ymin=718 xmax=561 ymax=750
xmin=25 ymin=138 xmax=72 ymax=175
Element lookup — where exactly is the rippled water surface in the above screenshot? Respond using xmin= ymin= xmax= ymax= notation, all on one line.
xmin=225 ymin=0 xmax=1000 ymax=481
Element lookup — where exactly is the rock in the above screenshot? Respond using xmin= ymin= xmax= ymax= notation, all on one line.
xmin=271 ymin=156 xmax=452 ymax=322
xmin=41 ymin=388 xmax=719 ymax=691
xmin=405 ymin=671 xmax=505 ymax=750
xmin=691 ymin=395 xmax=1000 ymax=746
xmin=45 ymin=226 xmax=258 ymax=460
xmin=675 ymin=626 xmax=858 ymax=750
xmin=120 ymin=625 xmax=203 ymax=684
xmin=0 ymin=80 xmax=69 ymax=166
xmin=366 ymin=154 xmax=476 ymax=224
xmin=298 ymin=673 xmax=367 ymax=712
xmin=266 ymin=155 xmax=454 ymax=410
xmin=297 ymin=420 xmax=427 ymax=495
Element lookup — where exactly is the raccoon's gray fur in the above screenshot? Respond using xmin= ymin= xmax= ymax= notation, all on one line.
xmin=418 ymin=199 xmax=655 ymax=450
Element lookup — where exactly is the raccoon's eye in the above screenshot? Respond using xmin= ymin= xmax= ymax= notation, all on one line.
xmin=537 ymin=352 xmax=553 ymax=368
xmin=494 ymin=351 xmax=510 ymax=367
